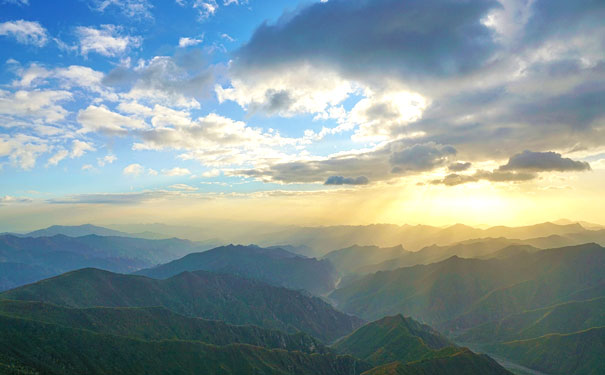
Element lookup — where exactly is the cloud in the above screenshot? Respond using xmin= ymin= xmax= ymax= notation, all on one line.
xmin=76 ymin=25 xmax=141 ymax=57
xmin=48 ymin=190 xmax=184 ymax=205
xmin=202 ymin=168 xmax=220 ymax=177
xmin=0 ymin=195 xmax=33 ymax=205
xmin=0 ymin=133 xmax=48 ymax=169
xmin=46 ymin=149 xmax=68 ymax=167
xmin=3 ymin=0 xmax=30 ymax=5
xmin=0 ymin=89 xmax=72 ymax=123
xmin=448 ymin=162 xmax=472 ymax=172
xmin=0 ymin=20 xmax=48 ymax=46
xmin=231 ymin=141 xmax=457 ymax=184
xmin=431 ymin=170 xmax=536 ymax=186
xmin=169 ymin=183 xmax=198 ymax=191
xmin=193 ymin=0 xmax=218 ymax=20
xmin=104 ymin=52 xmax=213 ymax=108
xmin=499 ymin=150 xmax=591 ymax=172
xmin=90 ymin=0 xmax=153 ymax=19
xmin=324 ymin=176 xmax=369 ymax=185
xmin=123 ymin=163 xmax=144 ymax=176
xmin=77 ymin=105 xmax=147 ymax=135
xmin=71 ymin=140 xmax=96 ymax=158
xmin=179 ymin=36 xmax=203 ymax=47
xmin=163 ymin=167 xmax=191 ymax=176
xmin=97 ymin=154 xmax=117 ymax=167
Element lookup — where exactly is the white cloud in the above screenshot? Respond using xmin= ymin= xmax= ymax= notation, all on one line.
xmin=90 ymin=0 xmax=153 ymax=19
xmin=178 ymin=36 xmax=203 ymax=48
xmin=162 ymin=167 xmax=191 ymax=176
xmin=97 ymin=154 xmax=117 ymax=167
xmin=46 ymin=149 xmax=68 ymax=167
xmin=193 ymin=0 xmax=218 ymax=19
xmin=82 ymin=164 xmax=94 ymax=171
xmin=0 ymin=133 xmax=49 ymax=170
xmin=3 ymin=0 xmax=30 ymax=5
xmin=77 ymin=105 xmax=147 ymax=134
xmin=0 ymin=89 xmax=72 ymax=123
xmin=169 ymin=183 xmax=198 ymax=191
xmin=123 ymin=163 xmax=144 ymax=176
xmin=0 ymin=20 xmax=48 ymax=46
xmin=76 ymin=25 xmax=141 ymax=57
xmin=147 ymin=168 xmax=158 ymax=176
xmin=71 ymin=140 xmax=96 ymax=158
xmin=202 ymin=168 xmax=220 ymax=177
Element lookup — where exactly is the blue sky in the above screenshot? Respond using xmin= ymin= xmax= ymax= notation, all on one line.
xmin=0 ymin=0 xmax=604 ymax=229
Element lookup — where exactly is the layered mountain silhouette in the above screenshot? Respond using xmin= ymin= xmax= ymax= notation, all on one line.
xmin=136 ymin=244 xmax=338 ymax=295
xmin=0 ymin=268 xmax=361 ymax=343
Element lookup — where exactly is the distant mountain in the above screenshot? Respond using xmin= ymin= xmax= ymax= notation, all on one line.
xmin=487 ymin=327 xmax=605 ymax=375
xmin=0 ymin=313 xmax=370 ymax=375
xmin=0 ymin=234 xmax=208 ymax=291
xmin=361 ymin=348 xmax=512 ymax=375
xmin=0 ymin=299 xmax=328 ymax=353
xmin=136 ymin=244 xmax=338 ymax=295
xmin=26 ymin=224 xmax=131 ymax=238
xmin=0 ymin=268 xmax=363 ymax=343
xmin=455 ymin=297 xmax=605 ymax=344
xmin=330 ymin=244 xmax=605 ymax=329
xmin=332 ymin=315 xmax=455 ymax=366
xmin=323 ymin=245 xmax=407 ymax=276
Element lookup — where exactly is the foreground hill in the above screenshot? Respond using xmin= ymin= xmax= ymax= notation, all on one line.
xmin=0 ymin=268 xmax=362 ymax=343
xmin=360 ymin=349 xmax=512 ymax=375
xmin=137 ymin=245 xmax=337 ymax=295
xmin=332 ymin=315 xmax=455 ymax=366
xmin=0 ymin=299 xmax=328 ymax=353
xmin=487 ymin=327 xmax=605 ymax=375
xmin=456 ymin=297 xmax=605 ymax=343
xmin=0 ymin=313 xmax=370 ymax=375
xmin=0 ymin=234 xmax=208 ymax=291
xmin=330 ymin=244 xmax=605 ymax=329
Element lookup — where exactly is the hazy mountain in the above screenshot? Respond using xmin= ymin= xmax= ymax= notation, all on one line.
xmin=0 ymin=234 xmax=209 ymax=291
xmin=487 ymin=327 xmax=605 ymax=375
xmin=360 ymin=348 xmax=512 ymax=375
xmin=136 ymin=244 xmax=338 ymax=295
xmin=333 ymin=314 xmax=455 ymax=366
xmin=323 ymin=245 xmax=407 ymax=276
xmin=330 ymin=244 xmax=605 ymax=329
xmin=0 ymin=299 xmax=328 ymax=353
xmin=455 ymin=297 xmax=605 ymax=344
xmin=1 ymin=268 xmax=362 ymax=343
xmin=0 ymin=313 xmax=370 ymax=375
xmin=26 ymin=224 xmax=131 ymax=238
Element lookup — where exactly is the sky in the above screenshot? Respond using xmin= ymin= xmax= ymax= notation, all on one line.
xmin=0 ymin=0 xmax=604 ymax=231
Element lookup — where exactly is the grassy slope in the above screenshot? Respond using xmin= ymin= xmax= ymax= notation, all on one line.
xmin=0 ymin=314 xmax=371 ymax=375
xmin=487 ymin=327 xmax=605 ymax=375
xmin=0 ymin=300 xmax=327 ymax=353
xmin=0 ymin=268 xmax=362 ymax=343
xmin=332 ymin=315 xmax=456 ymax=366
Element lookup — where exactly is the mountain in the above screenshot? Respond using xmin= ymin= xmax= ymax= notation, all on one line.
xmin=487 ymin=327 xmax=605 ymax=375
xmin=0 ymin=268 xmax=362 ymax=343
xmin=455 ymin=297 xmax=605 ymax=344
xmin=0 ymin=313 xmax=371 ymax=375
xmin=136 ymin=244 xmax=338 ymax=295
xmin=323 ymin=245 xmax=407 ymax=276
xmin=0 ymin=299 xmax=328 ymax=353
xmin=360 ymin=348 xmax=512 ymax=375
xmin=0 ymin=234 xmax=209 ymax=291
xmin=332 ymin=315 xmax=455 ymax=366
xmin=25 ymin=224 xmax=131 ymax=238
xmin=330 ymin=244 xmax=605 ymax=329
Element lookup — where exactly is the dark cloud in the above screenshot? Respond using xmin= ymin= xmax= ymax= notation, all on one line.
xmin=390 ymin=144 xmax=456 ymax=173
xmin=431 ymin=170 xmax=536 ymax=186
xmin=324 ymin=176 xmax=369 ymax=185
xmin=448 ymin=162 xmax=471 ymax=171
xmin=499 ymin=150 xmax=591 ymax=172
xmin=236 ymin=0 xmax=500 ymax=81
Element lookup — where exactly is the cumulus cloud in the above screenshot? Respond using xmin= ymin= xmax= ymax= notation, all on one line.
xmin=0 ymin=20 xmax=48 ymax=46
xmin=97 ymin=154 xmax=117 ymax=167
xmin=76 ymin=25 xmax=141 ymax=57
xmin=0 ymin=89 xmax=72 ymax=123
xmin=46 ymin=149 xmax=69 ymax=167
xmin=324 ymin=176 xmax=369 ymax=185
xmin=179 ymin=36 xmax=203 ymax=47
xmin=123 ymin=163 xmax=144 ymax=176
xmin=162 ymin=167 xmax=191 ymax=176
xmin=71 ymin=140 xmax=96 ymax=158
xmin=499 ymin=150 xmax=591 ymax=172
xmin=169 ymin=183 xmax=198 ymax=191
xmin=448 ymin=162 xmax=472 ymax=172
xmin=77 ymin=105 xmax=146 ymax=134
xmin=0 ymin=133 xmax=48 ymax=169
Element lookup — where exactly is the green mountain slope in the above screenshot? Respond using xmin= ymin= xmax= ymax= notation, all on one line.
xmin=360 ymin=348 xmax=512 ymax=375
xmin=487 ymin=327 xmax=605 ymax=375
xmin=455 ymin=297 xmax=605 ymax=343
xmin=0 ymin=314 xmax=371 ymax=375
xmin=330 ymin=244 xmax=605 ymax=328
xmin=332 ymin=315 xmax=455 ymax=366
xmin=137 ymin=244 xmax=337 ymax=295
xmin=0 ymin=268 xmax=362 ymax=343
xmin=0 ymin=300 xmax=327 ymax=353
